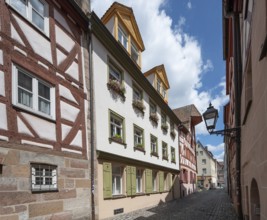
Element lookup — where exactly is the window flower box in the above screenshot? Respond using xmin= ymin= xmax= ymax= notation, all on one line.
xmin=110 ymin=134 xmax=123 ymax=144
xmin=170 ymin=130 xmax=176 ymax=138
xmin=149 ymin=112 xmax=159 ymax=124
xmin=132 ymin=99 xmax=145 ymax=113
xmin=161 ymin=124 xmax=169 ymax=132
xmin=162 ymin=156 xmax=169 ymax=161
xmin=107 ymin=79 xmax=126 ymax=100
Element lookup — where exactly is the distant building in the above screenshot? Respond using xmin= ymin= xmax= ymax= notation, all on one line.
xmin=196 ymin=141 xmax=217 ymax=190
xmin=173 ymin=104 xmax=202 ymax=197
xmin=217 ymin=161 xmax=225 ymax=188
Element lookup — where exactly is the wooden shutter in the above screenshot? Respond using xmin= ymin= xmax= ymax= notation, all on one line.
xmin=159 ymin=171 xmax=164 ymax=192
xmin=131 ymin=166 xmax=136 ymax=196
xmin=145 ymin=169 xmax=152 ymax=193
xmin=103 ymin=162 xmax=112 ymax=199
xmin=126 ymin=166 xmax=137 ymax=196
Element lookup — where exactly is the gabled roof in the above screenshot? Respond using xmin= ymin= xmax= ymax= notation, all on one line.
xmin=144 ymin=64 xmax=170 ymax=89
xmin=173 ymin=104 xmax=202 ymax=130
xmin=101 ymin=2 xmax=145 ymax=51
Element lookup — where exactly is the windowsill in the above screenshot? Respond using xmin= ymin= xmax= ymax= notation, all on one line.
xmin=13 ymin=104 xmax=55 ymax=122
xmin=150 ymin=152 xmax=159 ymax=158
xmin=162 ymin=156 xmax=168 ymax=161
xmin=107 ymin=81 xmax=126 ymax=101
xmin=134 ymin=192 xmax=146 ymax=197
xmin=132 ymin=101 xmax=145 ymax=114
xmin=171 ymin=160 xmax=176 ymax=164
xmin=109 ymin=137 xmax=127 ymax=147
xmin=32 ymin=189 xmax=58 ymax=194
xmin=111 ymin=194 xmax=126 ymax=199
xmin=134 ymin=146 xmax=145 ymax=154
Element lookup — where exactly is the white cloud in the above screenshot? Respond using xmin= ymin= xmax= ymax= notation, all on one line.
xmin=214 ymin=151 xmax=224 ymax=162
xmin=206 ymin=143 xmax=224 ymax=152
xmin=187 ymin=1 xmax=192 ymax=9
xmin=91 ymin=0 xmax=228 ymax=132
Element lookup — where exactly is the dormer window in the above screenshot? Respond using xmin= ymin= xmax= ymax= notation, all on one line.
xmin=131 ymin=42 xmax=139 ymax=63
xmin=118 ymin=25 xmax=128 ymax=50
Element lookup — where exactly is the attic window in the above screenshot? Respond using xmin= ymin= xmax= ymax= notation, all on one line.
xmin=118 ymin=25 xmax=128 ymax=50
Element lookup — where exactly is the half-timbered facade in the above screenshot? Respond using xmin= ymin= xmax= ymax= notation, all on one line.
xmin=0 ymin=0 xmax=91 ymax=219
xmin=90 ymin=2 xmax=180 ymax=219
xmin=173 ymin=104 xmax=202 ymax=197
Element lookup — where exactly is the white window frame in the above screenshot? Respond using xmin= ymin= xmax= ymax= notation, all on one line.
xmin=12 ymin=64 xmax=55 ymax=120
xmin=118 ymin=25 xmax=128 ymax=50
xmin=136 ymin=168 xmax=143 ymax=193
xmin=6 ymin=0 xmax=49 ymax=35
xmin=112 ymin=165 xmax=122 ymax=195
xmin=202 ymin=159 xmax=206 ymax=165
xmin=134 ymin=126 xmax=143 ymax=147
xmin=31 ymin=163 xmax=57 ymax=192
xmin=109 ymin=63 xmax=122 ymax=82
xmin=151 ymin=135 xmax=157 ymax=154
xmin=162 ymin=142 xmax=168 ymax=159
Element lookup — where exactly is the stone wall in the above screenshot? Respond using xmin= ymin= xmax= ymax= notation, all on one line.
xmin=0 ymin=147 xmax=91 ymax=220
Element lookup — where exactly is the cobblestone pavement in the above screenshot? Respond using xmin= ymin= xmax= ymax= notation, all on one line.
xmin=105 ymin=189 xmax=238 ymax=220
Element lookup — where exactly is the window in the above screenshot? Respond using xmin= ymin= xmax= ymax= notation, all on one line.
xmin=200 ymin=151 xmax=203 ymax=156
xmin=118 ymin=25 xmax=128 ymax=50
xmin=162 ymin=142 xmax=168 ymax=160
xmin=134 ymin=125 xmax=144 ymax=148
xmin=131 ymin=42 xmax=139 ymax=63
xmin=109 ymin=111 xmax=124 ymax=143
xmin=152 ymin=171 xmax=157 ymax=192
xmin=112 ymin=165 xmax=122 ymax=195
xmin=133 ymin=86 xmax=142 ymax=101
xmin=202 ymin=168 xmax=207 ymax=175
xmin=202 ymin=159 xmax=206 ymax=165
xmin=109 ymin=62 xmax=122 ymax=82
xmin=149 ymin=101 xmax=157 ymax=114
xmin=157 ymin=78 xmax=161 ymax=92
xmin=136 ymin=168 xmax=143 ymax=193
xmin=31 ymin=164 xmax=57 ymax=192
xmin=171 ymin=147 xmax=175 ymax=162
xmin=161 ymin=113 xmax=167 ymax=125
xmin=8 ymin=0 xmax=49 ymax=34
xmin=150 ymin=135 xmax=158 ymax=156
xmin=12 ymin=64 xmax=55 ymax=119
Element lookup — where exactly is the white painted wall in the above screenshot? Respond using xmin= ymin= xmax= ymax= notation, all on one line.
xmin=92 ymin=35 xmax=179 ymax=171
xmin=105 ymin=16 xmax=115 ymax=36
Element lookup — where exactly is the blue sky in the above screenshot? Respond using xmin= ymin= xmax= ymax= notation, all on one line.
xmin=91 ymin=0 xmax=228 ymax=161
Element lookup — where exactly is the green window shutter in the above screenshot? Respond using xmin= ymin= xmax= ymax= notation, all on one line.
xmin=131 ymin=166 xmax=136 ymax=196
xmin=103 ymin=162 xmax=112 ymax=199
xmin=169 ymin=173 xmax=173 ymax=190
xmin=159 ymin=171 xmax=164 ymax=192
xmin=145 ymin=169 xmax=152 ymax=193
xmin=126 ymin=166 xmax=132 ymax=196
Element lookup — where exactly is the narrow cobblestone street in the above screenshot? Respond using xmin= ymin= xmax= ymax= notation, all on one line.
xmin=105 ymin=189 xmax=238 ymax=220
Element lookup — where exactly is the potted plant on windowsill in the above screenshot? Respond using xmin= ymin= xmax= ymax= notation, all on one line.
xmin=162 ymin=155 xmax=169 ymax=161
xmin=161 ymin=124 xmax=169 ymax=132
xmin=170 ymin=130 xmax=176 ymax=138
xmin=149 ymin=112 xmax=159 ymax=124
xmin=107 ymin=79 xmax=126 ymax=100
xmin=111 ymin=134 xmax=123 ymax=144
xmin=132 ymin=99 xmax=145 ymax=113
xmin=134 ymin=144 xmax=145 ymax=153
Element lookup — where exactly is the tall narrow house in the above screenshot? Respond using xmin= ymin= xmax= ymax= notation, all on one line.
xmin=0 ymin=0 xmax=91 ymax=219
xmin=173 ymin=104 xmax=202 ymax=197
xmin=90 ymin=2 xmax=180 ymax=219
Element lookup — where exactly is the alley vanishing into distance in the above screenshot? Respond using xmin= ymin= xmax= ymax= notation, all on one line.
xmin=105 ymin=189 xmax=238 ymax=220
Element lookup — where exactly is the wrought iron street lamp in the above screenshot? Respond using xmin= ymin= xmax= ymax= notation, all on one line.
xmin=202 ymin=103 xmax=240 ymax=137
